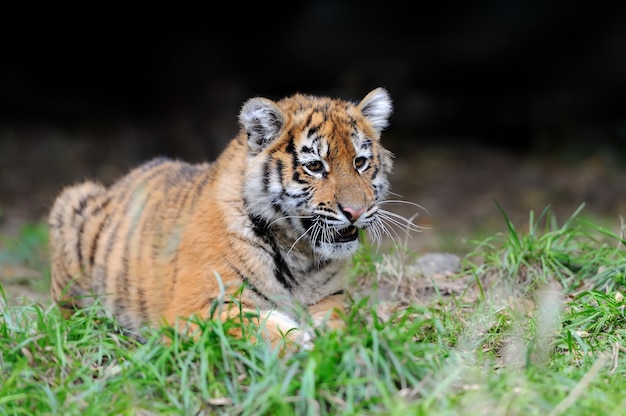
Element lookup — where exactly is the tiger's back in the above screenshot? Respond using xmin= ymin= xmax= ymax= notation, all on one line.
xmin=49 ymin=158 xmax=215 ymax=329
xmin=50 ymin=88 xmax=398 ymax=346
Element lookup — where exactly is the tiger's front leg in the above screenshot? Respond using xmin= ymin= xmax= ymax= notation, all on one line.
xmin=260 ymin=294 xmax=346 ymax=351
xmin=219 ymin=294 xmax=346 ymax=351
xmin=307 ymin=293 xmax=347 ymax=331
xmin=212 ymin=307 xmax=310 ymax=352
xmin=173 ymin=295 xmax=346 ymax=352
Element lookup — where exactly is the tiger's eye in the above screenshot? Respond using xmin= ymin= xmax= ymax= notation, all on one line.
xmin=305 ymin=160 xmax=324 ymax=173
xmin=354 ymin=156 xmax=368 ymax=170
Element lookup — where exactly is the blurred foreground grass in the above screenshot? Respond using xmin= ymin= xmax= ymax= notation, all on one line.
xmin=0 ymin=204 xmax=625 ymax=415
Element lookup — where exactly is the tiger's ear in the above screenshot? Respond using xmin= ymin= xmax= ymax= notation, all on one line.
xmin=239 ymin=97 xmax=285 ymax=154
xmin=357 ymin=88 xmax=393 ymax=135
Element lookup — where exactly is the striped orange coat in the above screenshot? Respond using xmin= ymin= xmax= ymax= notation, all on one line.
xmin=49 ymin=88 xmax=394 ymax=348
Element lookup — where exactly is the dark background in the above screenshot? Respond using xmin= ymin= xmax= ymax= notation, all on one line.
xmin=1 ymin=1 xmax=626 ymax=252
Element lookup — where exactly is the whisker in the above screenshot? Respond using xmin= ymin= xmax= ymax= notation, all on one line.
xmin=268 ymin=214 xmax=313 ymax=228
xmin=375 ymin=220 xmax=402 ymax=253
xmin=322 ymin=223 xmax=333 ymax=244
xmin=378 ymin=200 xmax=432 ymax=216
xmin=366 ymin=222 xmax=384 ymax=250
xmin=386 ymin=190 xmax=406 ymax=199
xmin=378 ymin=210 xmax=425 ymax=233
xmin=377 ymin=214 xmax=418 ymax=232
xmin=379 ymin=208 xmax=426 ymax=227
xmin=288 ymin=221 xmax=316 ymax=254
xmin=381 ymin=218 xmax=404 ymax=242
xmin=368 ymin=223 xmax=381 ymax=249
xmin=373 ymin=213 xmax=402 ymax=240
xmin=312 ymin=222 xmax=325 ymax=261
xmin=313 ymin=219 xmax=325 ymax=242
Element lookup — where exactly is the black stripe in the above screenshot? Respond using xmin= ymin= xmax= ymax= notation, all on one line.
xmin=137 ymin=286 xmax=148 ymax=322
xmin=248 ymin=214 xmax=270 ymax=241
xmin=168 ymin=192 xmax=193 ymax=287
xmin=91 ymin=196 xmax=111 ymax=216
xmin=135 ymin=164 xmax=189 ymax=317
xmin=320 ymin=268 xmax=342 ymax=287
xmin=285 ymin=133 xmax=298 ymax=170
xmin=74 ymin=192 xmax=102 ymax=269
xmin=77 ymin=220 xmax=86 ymax=269
xmin=229 ymin=231 xmax=268 ymax=251
xmin=53 ymin=211 xmax=64 ymax=228
xmin=349 ymin=117 xmax=358 ymax=131
xmin=284 ymin=190 xmax=309 ymax=199
xmin=242 ymin=277 xmax=273 ymax=304
xmin=291 ymin=170 xmax=308 ymax=184
xmin=271 ymin=250 xmax=296 ymax=292
xmin=304 ymin=112 xmax=313 ymax=126
xmin=305 ymin=258 xmax=333 ymax=274
xmin=262 ymin=160 xmax=271 ymax=193
xmin=371 ymin=166 xmax=380 ymax=180
xmin=134 ymin=197 xmax=161 ymax=324
xmin=117 ymin=177 xmax=155 ymax=319
xmin=227 ymin=262 xmax=273 ymax=304
xmin=99 ymin=162 xmax=170 ymax=300
xmin=321 ymin=106 xmax=329 ymax=121
xmin=149 ymin=200 xmax=164 ymax=260
xmin=99 ymin=219 xmax=121 ymax=298
xmin=276 ymin=159 xmax=284 ymax=184
xmin=307 ymin=125 xmax=320 ymax=139
xmin=99 ymin=180 xmax=136 ymax=272
xmin=373 ymin=184 xmax=384 ymax=199
xmin=73 ymin=194 xmax=89 ymax=216
xmin=114 ymin=268 xmax=128 ymax=321
xmin=248 ymin=214 xmax=295 ymax=292
xmin=188 ymin=169 xmax=212 ymax=209
xmin=286 ymin=134 xmax=296 ymax=153
xmin=114 ymin=158 xmax=171 ymax=192
xmin=89 ymin=212 xmax=110 ymax=267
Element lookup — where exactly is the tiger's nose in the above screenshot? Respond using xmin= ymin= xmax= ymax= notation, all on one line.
xmin=341 ymin=206 xmax=366 ymax=223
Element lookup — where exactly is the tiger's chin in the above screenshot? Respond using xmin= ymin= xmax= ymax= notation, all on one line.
xmin=312 ymin=226 xmax=361 ymax=260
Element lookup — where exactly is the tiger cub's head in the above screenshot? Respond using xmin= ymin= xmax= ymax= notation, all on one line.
xmin=240 ymin=88 xmax=394 ymax=260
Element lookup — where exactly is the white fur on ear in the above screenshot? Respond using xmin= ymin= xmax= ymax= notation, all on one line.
xmin=239 ymin=97 xmax=285 ymax=154
xmin=357 ymin=88 xmax=393 ymax=135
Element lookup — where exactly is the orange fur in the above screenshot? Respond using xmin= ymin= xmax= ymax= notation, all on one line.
xmin=49 ymin=88 xmax=394 ymax=349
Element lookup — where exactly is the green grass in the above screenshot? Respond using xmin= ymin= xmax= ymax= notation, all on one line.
xmin=1 ymin=204 xmax=626 ymax=415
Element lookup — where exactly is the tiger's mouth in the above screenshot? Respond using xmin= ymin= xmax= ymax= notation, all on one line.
xmin=334 ymin=226 xmax=359 ymax=243
xmin=302 ymin=219 xmax=359 ymax=244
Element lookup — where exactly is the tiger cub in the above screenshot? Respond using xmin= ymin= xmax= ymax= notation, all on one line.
xmin=49 ymin=88 xmax=394 ymax=347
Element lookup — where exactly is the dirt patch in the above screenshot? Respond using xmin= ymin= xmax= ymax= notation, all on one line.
xmin=0 ymin=264 xmax=50 ymax=306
